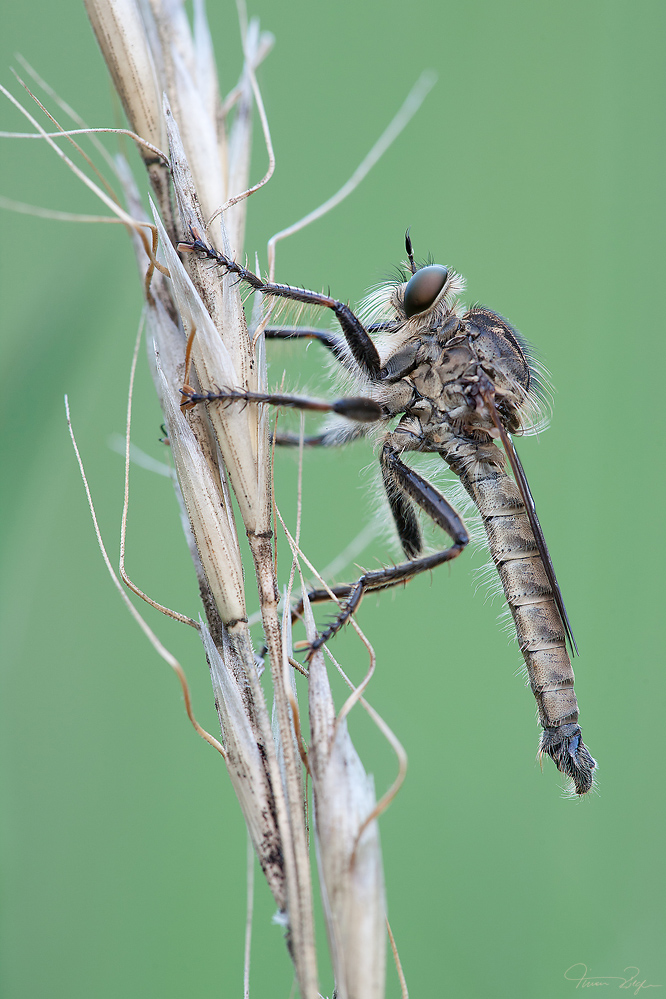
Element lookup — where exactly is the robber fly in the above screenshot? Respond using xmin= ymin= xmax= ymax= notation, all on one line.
xmin=180 ymin=229 xmax=596 ymax=795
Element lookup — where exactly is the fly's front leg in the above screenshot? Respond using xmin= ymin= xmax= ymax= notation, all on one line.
xmin=264 ymin=324 xmax=400 ymax=372
xmin=306 ymin=442 xmax=469 ymax=656
xmin=180 ymin=234 xmax=382 ymax=379
xmin=264 ymin=326 xmax=344 ymax=355
xmin=264 ymin=322 xmax=399 ymax=348
xmin=263 ymin=326 xmax=359 ymax=377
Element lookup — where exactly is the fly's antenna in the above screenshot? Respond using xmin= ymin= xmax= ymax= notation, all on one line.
xmin=405 ymin=228 xmax=417 ymax=274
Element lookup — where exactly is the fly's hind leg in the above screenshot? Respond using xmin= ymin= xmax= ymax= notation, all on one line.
xmin=305 ymin=442 xmax=469 ymax=656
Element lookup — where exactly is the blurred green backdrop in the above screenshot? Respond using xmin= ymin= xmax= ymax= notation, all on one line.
xmin=1 ymin=2 xmax=664 ymax=997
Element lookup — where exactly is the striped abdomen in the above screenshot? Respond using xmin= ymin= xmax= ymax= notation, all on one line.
xmin=453 ymin=451 xmax=596 ymax=794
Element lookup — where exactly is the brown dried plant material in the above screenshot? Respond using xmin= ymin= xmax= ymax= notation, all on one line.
xmin=85 ymin=2 xmax=320 ymax=994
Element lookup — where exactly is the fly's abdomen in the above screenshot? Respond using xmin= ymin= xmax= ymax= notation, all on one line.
xmin=498 ymin=556 xmax=577 ymax=724
xmin=460 ymin=461 xmax=596 ymax=793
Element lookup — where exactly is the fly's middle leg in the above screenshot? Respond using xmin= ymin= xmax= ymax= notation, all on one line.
xmin=180 ymin=385 xmax=382 ymax=424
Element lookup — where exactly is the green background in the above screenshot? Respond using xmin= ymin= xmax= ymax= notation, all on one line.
xmin=1 ymin=2 xmax=664 ymax=997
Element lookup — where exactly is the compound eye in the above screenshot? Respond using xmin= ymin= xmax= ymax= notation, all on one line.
xmin=403 ymin=264 xmax=449 ymax=318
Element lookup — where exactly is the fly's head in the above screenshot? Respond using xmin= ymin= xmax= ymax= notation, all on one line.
xmin=396 ymin=229 xmax=465 ymax=329
xmin=357 ymin=235 xmax=552 ymax=435
xmin=356 ymin=234 xmax=465 ymax=349
xmin=392 ymin=262 xmax=466 ymax=337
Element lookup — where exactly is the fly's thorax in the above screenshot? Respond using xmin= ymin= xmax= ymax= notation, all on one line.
xmin=405 ymin=339 xmax=475 ymax=421
xmin=463 ymin=307 xmax=532 ymax=432
xmin=375 ymin=310 xmax=464 ymax=376
xmin=364 ymin=274 xmax=537 ymax=431
xmin=394 ymin=331 xmax=525 ymax=436
xmin=366 ymin=280 xmax=536 ymax=434
xmin=373 ymin=334 xmax=476 ymax=423
xmin=373 ymin=376 xmax=416 ymax=416
xmin=463 ymin=307 xmax=530 ymax=393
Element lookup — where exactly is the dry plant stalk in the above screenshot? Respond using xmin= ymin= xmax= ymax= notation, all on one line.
xmin=12 ymin=1 xmax=408 ymax=996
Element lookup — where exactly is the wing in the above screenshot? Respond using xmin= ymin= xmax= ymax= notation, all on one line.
xmin=480 ymin=382 xmax=578 ymax=656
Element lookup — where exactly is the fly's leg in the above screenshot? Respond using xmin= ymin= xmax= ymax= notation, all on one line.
xmin=306 ymin=444 xmax=469 ymax=656
xmin=382 ymin=447 xmax=423 ymax=559
xmin=183 ymin=386 xmax=378 ymax=448
xmin=308 ymin=547 xmax=466 ymax=655
xmin=180 ymin=234 xmax=382 ymax=379
xmin=264 ymin=326 xmax=344 ymax=355
xmin=262 ymin=326 xmax=382 ymax=445
xmin=272 ymin=432 xmax=333 ymax=447
xmin=181 ymin=386 xmax=382 ymax=423
xmin=272 ymin=428 xmax=369 ymax=447
xmin=264 ymin=323 xmax=399 ymax=346
xmin=272 ymin=416 xmax=370 ymax=449
xmin=263 ymin=326 xmax=360 ymax=378
xmin=264 ymin=323 xmax=401 ymax=371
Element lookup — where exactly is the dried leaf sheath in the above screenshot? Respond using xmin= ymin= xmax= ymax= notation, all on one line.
xmin=201 ymin=624 xmax=286 ymax=909
xmin=308 ymin=648 xmax=386 ymax=999
xmin=68 ymin=2 xmax=397 ymax=994
xmin=84 ymin=2 xmax=322 ymax=994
